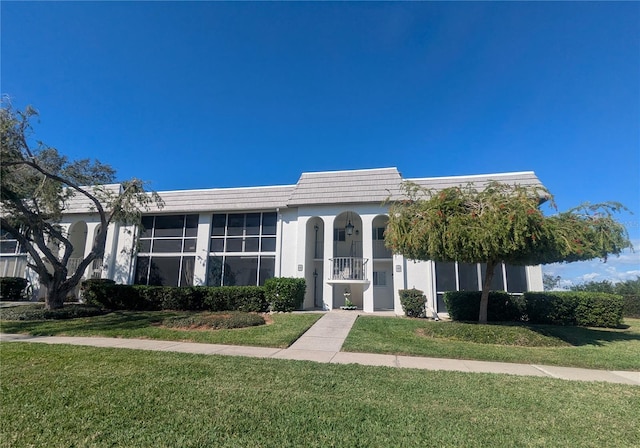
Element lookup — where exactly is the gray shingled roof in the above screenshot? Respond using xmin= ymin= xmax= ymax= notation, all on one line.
xmin=407 ymin=171 xmax=543 ymax=192
xmin=154 ymin=185 xmax=295 ymax=213
xmin=60 ymin=168 xmax=545 ymax=214
xmin=62 ymin=184 xmax=122 ymax=214
xmin=287 ymin=167 xmax=404 ymax=206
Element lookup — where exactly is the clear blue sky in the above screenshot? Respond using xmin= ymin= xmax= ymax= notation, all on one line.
xmin=2 ymin=1 xmax=638 ymax=286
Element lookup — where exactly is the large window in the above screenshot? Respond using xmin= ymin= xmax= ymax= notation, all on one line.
xmin=435 ymin=262 xmax=528 ymax=312
xmin=1 ymin=226 xmax=27 ymax=278
xmin=207 ymin=212 xmax=277 ymax=286
xmin=0 ymin=227 xmax=25 ymax=255
xmin=135 ymin=214 xmax=198 ymax=287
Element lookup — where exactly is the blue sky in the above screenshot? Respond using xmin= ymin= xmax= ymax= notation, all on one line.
xmin=2 ymin=1 xmax=638 ymax=286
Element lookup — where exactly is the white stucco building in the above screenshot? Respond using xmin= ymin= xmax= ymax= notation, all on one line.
xmin=0 ymin=167 xmax=544 ymax=315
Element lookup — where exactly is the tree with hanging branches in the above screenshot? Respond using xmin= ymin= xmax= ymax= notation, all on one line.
xmin=385 ymin=181 xmax=632 ymax=323
xmin=1 ymin=100 xmax=163 ymax=309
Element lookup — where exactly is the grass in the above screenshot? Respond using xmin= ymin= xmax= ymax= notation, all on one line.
xmin=342 ymin=316 xmax=640 ymax=371
xmin=1 ymin=343 xmax=639 ymax=448
xmin=0 ymin=308 xmax=322 ymax=348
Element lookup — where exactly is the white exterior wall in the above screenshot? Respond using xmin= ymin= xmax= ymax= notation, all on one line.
xmin=527 ymin=265 xmax=544 ymax=291
xmin=278 ymin=208 xmax=299 ymax=278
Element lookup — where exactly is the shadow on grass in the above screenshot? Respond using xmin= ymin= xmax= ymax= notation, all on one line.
xmin=526 ymin=324 xmax=640 ymax=347
xmin=0 ymin=311 xmax=178 ymax=336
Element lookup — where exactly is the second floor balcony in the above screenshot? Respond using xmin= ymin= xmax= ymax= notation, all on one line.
xmin=327 ymin=257 xmax=369 ymax=284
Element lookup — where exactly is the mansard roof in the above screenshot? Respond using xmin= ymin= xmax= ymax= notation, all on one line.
xmin=61 ymin=168 xmax=544 ymax=214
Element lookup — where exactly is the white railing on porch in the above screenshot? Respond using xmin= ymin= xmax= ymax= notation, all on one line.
xmin=329 ymin=257 xmax=368 ymax=281
xmin=66 ymin=258 xmax=103 ymax=279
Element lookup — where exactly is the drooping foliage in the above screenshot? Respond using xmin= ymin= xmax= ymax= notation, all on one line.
xmin=1 ymin=100 xmax=163 ymax=309
xmin=385 ymin=181 xmax=632 ymax=322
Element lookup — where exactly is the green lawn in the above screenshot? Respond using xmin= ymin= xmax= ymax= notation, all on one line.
xmin=0 ymin=309 xmax=322 ymax=348
xmin=342 ymin=316 xmax=640 ymax=371
xmin=1 ymin=343 xmax=638 ymax=447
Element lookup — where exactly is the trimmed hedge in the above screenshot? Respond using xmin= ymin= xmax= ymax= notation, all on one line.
xmin=443 ymin=291 xmax=523 ymax=322
xmin=81 ymin=281 xmax=269 ymax=313
xmin=524 ymin=291 xmax=623 ymax=328
xmin=442 ymin=290 xmax=624 ymax=328
xmin=0 ymin=277 xmax=29 ymax=301
xmin=264 ymin=277 xmax=306 ymax=312
xmin=399 ymin=289 xmax=426 ymax=318
xmin=621 ymin=294 xmax=640 ymax=318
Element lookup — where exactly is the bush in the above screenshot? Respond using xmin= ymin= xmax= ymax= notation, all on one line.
xmin=524 ymin=292 xmax=577 ymax=326
xmin=80 ymin=279 xmax=116 ymax=305
xmin=264 ymin=278 xmax=306 ymax=312
xmin=162 ymin=311 xmax=265 ymax=330
xmin=0 ymin=277 xmax=29 ymax=301
xmin=399 ymin=289 xmax=426 ymax=318
xmin=444 ymin=291 xmax=523 ymax=322
xmin=0 ymin=303 xmax=106 ymax=320
xmin=523 ymin=292 xmax=623 ymax=328
xmin=81 ymin=281 xmax=269 ymax=313
xmin=621 ymin=294 xmax=640 ymax=318
xmin=573 ymin=292 xmax=623 ymax=327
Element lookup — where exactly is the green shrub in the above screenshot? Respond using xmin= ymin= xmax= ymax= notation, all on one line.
xmin=523 ymin=292 xmax=623 ymax=328
xmin=81 ymin=281 xmax=268 ymax=313
xmin=162 ymin=311 xmax=265 ymax=330
xmin=80 ymin=279 xmax=116 ymax=306
xmin=399 ymin=289 xmax=426 ymax=318
xmin=0 ymin=277 xmax=29 ymax=301
xmin=621 ymin=294 xmax=640 ymax=318
xmin=0 ymin=303 xmax=105 ymax=320
xmin=524 ymin=292 xmax=577 ymax=326
xmin=264 ymin=278 xmax=306 ymax=312
xmin=444 ymin=291 xmax=523 ymax=322
xmin=573 ymin=292 xmax=623 ymax=327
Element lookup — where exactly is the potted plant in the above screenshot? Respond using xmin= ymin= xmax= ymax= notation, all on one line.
xmin=340 ymin=289 xmax=357 ymax=310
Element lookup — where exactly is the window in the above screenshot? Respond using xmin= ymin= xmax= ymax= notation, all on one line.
xmin=207 ymin=212 xmax=277 ymax=286
xmin=210 ymin=212 xmax=277 ymax=255
xmin=435 ymin=262 xmax=528 ymax=312
xmin=373 ymin=271 xmax=387 ymax=286
xmin=334 ymin=228 xmax=346 ymax=242
xmin=135 ymin=214 xmax=198 ymax=287
xmin=0 ymin=227 xmax=25 ymax=255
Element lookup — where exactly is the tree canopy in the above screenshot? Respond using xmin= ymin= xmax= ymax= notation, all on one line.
xmin=1 ymin=100 xmax=162 ymax=309
xmin=385 ymin=181 xmax=632 ymax=323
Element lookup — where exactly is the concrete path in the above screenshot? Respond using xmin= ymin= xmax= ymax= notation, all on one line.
xmin=2 ymin=311 xmax=639 ymax=386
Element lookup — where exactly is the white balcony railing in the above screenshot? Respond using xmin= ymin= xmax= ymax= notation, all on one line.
xmin=329 ymin=257 xmax=368 ymax=281
xmin=66 ymin=257 xmax=103 ymax=279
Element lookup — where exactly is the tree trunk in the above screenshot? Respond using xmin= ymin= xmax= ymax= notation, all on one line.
xmin=43 ymin=271 xmax=71 ymax=310
xmin=45 ymin=289 xmax=67 ymax=310
xmin=479 ymin=260 xmax=497 ymax=324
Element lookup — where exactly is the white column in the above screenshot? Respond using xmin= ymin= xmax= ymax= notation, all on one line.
xmin=103 ymin=222 xmax=120 ymax=280
xmin=392 ymin=254 xmax=406 ymax=315
xmin=113 ymin=224 xmax=136 ymax=284
xmin=322 ymin=215 xmax=335 ymax=310
xmin=361 ymin=215 xmax=374 ymax=313
xmin=193 ymin=214 xmax=211 ymax=286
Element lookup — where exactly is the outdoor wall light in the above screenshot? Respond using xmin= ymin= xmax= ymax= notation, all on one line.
xmin=345 ymin=212 xmax=354 ymax=236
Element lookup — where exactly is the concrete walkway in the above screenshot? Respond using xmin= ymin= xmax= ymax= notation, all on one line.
xmin=1 ymin=311 xmax=639 ymax=386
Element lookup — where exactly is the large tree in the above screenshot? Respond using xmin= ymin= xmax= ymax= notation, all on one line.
xmin=1 ymin=101 xmax=162 ymax=309
xmin=385 ymin=181 xmax=631 ymax=323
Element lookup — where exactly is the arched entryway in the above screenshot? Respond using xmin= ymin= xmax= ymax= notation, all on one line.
xmin=67 ymin=221 xmax=88 ymax=275
xmin=372 ymin=215 xmax=393 ymax=310
xmin=329 ymin=211 xmax=367 ymax=309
